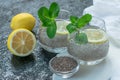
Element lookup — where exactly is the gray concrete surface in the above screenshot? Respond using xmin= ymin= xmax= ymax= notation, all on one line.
xmin=0 ymin=0 xmax=93 ymax=80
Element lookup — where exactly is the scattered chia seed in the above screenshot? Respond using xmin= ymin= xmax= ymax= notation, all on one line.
xmin=50 ymin=56 xmax=78 ymax=72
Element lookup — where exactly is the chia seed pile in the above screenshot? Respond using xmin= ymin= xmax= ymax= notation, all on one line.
xmin=50 ymin=56 xmax=77 ymax=72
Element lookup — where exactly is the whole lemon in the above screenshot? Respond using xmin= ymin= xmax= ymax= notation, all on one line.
xmin=10 ymin=13 xmax=36 ymax=31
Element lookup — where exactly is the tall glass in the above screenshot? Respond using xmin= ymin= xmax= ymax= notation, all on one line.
xmin=67 ymin=16 xmax=109 ymax=65
xmin=38 ymin=10 xmax=70 ymax=53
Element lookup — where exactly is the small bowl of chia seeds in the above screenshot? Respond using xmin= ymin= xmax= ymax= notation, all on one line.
xmin=49 ymin=55 xmax=80 ymax=78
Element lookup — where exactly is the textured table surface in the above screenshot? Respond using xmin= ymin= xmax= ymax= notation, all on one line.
xmin=0 ymin=0 xmax=92 ymax=80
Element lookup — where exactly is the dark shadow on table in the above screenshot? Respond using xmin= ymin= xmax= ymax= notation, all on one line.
xmin=40 ymin=48 xmax=57 ymax=64
xmin=11 ymin=54 xmax=35 ymax=70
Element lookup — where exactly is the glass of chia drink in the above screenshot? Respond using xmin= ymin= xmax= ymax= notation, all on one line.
xmin=38 ymin=10 xmax=70 ymax=53
xmin=67 ymin=17 xmax=109 ymax=65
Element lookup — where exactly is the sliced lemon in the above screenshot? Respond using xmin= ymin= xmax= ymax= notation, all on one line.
xmin=84 ymin=29 xmax=108 ymax=44
xmin=11 ymin=13 xmax=36 ymax=31
xmin=7 ymin=29 xmax=36 ymax=57
xmin=56 ymin=20 xmax=70 ymax=34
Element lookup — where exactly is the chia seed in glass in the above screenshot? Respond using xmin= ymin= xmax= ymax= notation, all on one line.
xmin=51 ymin=56 xmax=77 ymax=72
xmin=49 ymin=56 xmax=80 ymax=78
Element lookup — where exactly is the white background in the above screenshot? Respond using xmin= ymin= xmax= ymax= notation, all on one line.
xmin=83 ymin=0 xmax=120 ymax=80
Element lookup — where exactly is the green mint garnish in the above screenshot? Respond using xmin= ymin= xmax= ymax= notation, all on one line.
xmin=38 ymin=7 xmax=51 ymax=27
xmin=66 ymin=14 xmax=92 ymax=44
xmin=38 ymin=2 xmax=60 ymax=38
xmin=70 ymin=16 xmax=79 ymax=24
xmin=75 ymin=33 xmax=88 ymax=44
xmin=77 ymin=14 xmax=92 ymax=28
xmin=67 ymin=14 xmax=92 ymax=33
xmin=47 ymin=21 xmax=57 ymax=39
xmin=49 ymin=2 xmax=60 ymax=18
xmin=66 ymin=23 xmax=77 ymax=33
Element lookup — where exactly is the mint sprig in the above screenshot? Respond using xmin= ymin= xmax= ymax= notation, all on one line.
xmin=67 ymin=14 xmax=92 ymax=33
xmin=66 ymin=14 xmax=92 ymax=44
xmin=38 ymin=2 xmax=60 ymax=38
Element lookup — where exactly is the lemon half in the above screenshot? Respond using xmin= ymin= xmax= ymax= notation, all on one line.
xmin=7 ymin=29 xmax=36 ymax=57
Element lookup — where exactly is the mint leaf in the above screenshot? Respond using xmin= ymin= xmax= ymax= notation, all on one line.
xmin=66 ymin=14 xmax=92 ymax=44
xmin=47 ymin=21 xmax=57 ymax=38
xmin=66 ymin=23 xmax=77 ymax=33
xmin=75 ymin=33 xmax=88 ymax=44
xmin=70 ymin=16 xmax=79 ymax=24
xmin=38 ymin=7 xmax=49 ymax=21
xmin=49 ymin=2 xmax=60 ymax=18
xmin=38 ymin=7 xmax=51 ymax=27
xmin=78 ymin=14 xmax=92 ymax=28
xmin=38 ymin=2 xmax=60 ymax=38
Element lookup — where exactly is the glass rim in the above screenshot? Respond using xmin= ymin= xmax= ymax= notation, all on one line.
xmin=55 ymin=18 xmax=69 ymax=21
xmin=56 ymin=9 xmax=71 ymax=20
xmin=60 ymin=9 xmax=70 ymax=14
xmin=82 ymin=12 xmax=105 ymax=25
xmin=88 ymin=16 xmax=106 ymax=31
xmin=91 ymin=16 xmax=105 ymax=25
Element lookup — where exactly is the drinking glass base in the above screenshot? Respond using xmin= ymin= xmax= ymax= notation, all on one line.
xmin=79 ymin=58 xmax=105 ymax=65
xmin=39 ymin=42 xmax=67 ymax=54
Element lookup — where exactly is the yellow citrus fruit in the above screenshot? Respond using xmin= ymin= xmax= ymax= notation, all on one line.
xmin=7 ymin=29 xmax=36 ymax=57
xmin=10 ymin=13 xmax=36 ymax=31
xmin=84 ymin=29 xmax=108 ymax=44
